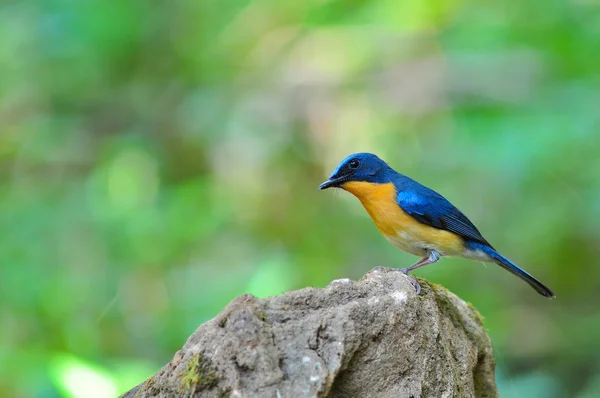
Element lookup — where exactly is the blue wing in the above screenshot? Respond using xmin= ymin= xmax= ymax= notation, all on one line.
xmin=397 ymin=188 xmax=493 ymax=248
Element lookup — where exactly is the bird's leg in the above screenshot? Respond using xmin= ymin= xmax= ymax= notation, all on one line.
xmin=401 ymin=250 xmax=441 ymax=274
xmin=400 ymin=251 xmax=441 ymax=294
xmin=373 ymin=251 xmax=441 ymax=294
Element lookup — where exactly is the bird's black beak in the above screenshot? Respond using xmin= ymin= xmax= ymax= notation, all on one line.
xmin=318 ymin=176 xmax=346 ymax=190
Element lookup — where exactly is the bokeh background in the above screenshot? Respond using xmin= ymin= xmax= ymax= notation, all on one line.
xmin=2 ymin=0 xmax=600 ymax=397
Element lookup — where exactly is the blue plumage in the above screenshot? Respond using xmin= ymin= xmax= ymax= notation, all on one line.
xmin=395 ymin=180 xmax=493 ymax=248
xmin=466 ymin=241 xmax=554 ymax=297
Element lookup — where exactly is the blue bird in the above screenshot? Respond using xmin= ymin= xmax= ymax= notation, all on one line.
xmin=319 ymin=152 xmax=554 ymax=298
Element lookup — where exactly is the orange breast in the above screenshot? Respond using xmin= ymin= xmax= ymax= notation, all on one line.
xmin=341 ymin=181 xmax=465 ymax=257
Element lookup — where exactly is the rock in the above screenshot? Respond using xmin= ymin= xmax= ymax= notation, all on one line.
xmin=121 ymin=269 xmax=497 ymax=398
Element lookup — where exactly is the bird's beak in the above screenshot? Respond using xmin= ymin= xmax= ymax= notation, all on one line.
xmin=318 ymin=176 xmax=346 ymax=190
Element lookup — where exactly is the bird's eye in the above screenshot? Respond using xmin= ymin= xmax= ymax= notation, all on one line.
xmin=349 ymin=159 xmax=360 ymax=169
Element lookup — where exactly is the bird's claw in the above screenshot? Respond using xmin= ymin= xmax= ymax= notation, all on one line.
xmin=405 ymin=275 xmax=421 ymax=295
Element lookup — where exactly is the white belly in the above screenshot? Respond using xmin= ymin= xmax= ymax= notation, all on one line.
xmin=384 ymin=231 xmax=439 ymax=257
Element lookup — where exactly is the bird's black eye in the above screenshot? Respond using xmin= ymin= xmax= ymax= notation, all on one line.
xmin=349 ymin=159 xmax=360 ymax=169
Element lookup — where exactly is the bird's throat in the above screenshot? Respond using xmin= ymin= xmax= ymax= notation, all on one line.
xmin=341 ymin=181 xmax=399 ymax=225
xmin=342 ymin=180 xmax=396 ymax=200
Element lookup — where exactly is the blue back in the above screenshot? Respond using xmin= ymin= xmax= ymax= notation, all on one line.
xmin=392 ymin=173 xmax=492 ymax=247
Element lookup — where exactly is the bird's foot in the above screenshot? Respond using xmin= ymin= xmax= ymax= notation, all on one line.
xmin=400 ymin=271 xmax=421 ymax=295
xmin=372 ymin=266 xmax=421 ymax=295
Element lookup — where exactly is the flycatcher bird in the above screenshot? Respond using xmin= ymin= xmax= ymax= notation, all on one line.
xmin=319 ymin=152 xmax=554 ymax=298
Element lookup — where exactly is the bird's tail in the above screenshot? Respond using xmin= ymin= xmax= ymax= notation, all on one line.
xmin=468 ymin=242 xmax=555 ymax=298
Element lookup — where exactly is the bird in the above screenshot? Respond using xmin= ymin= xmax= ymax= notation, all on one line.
xmin=318 ymin=152 xmax=554 ymax=298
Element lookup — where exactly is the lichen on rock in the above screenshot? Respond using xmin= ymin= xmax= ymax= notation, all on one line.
xmin=179 ymin=353 xmax=219 ymax=394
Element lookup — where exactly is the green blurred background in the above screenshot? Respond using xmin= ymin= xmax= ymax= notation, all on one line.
xmin=1 ymin=0 xmax=599 ymax=397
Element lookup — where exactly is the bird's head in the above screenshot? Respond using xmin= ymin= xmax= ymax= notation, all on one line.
xmin=318 ymin=153 xmax=392 ymax=191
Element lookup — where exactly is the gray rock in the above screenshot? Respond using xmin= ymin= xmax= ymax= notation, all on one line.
xmin=121 ymin=269 xmax=497 ymax=398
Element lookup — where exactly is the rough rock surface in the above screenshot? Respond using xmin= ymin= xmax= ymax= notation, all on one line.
xmin=122 ymin=269 xmax=497 ymax=398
